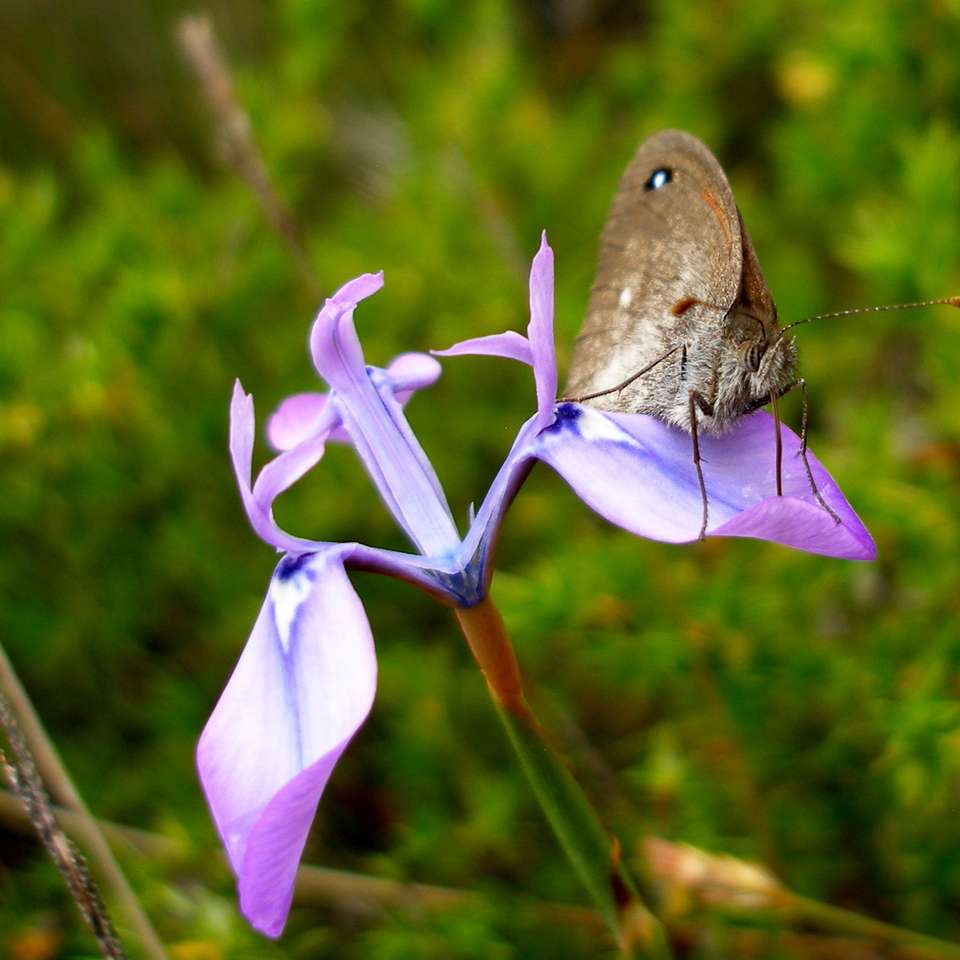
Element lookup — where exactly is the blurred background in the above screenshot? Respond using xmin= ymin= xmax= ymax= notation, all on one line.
xmin=2 ymin=1 xmax=960 ymax=957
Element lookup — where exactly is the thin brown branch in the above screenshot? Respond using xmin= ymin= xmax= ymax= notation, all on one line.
xmin=0 ymin=642 xmax=168 ymax=960
xmin=0 ymin=698 xmax=125 ymax=959
xmin=3 ymin=787 xmax=957 ymax=956
xmin=0 ymin=47 xmax=79 ymax=151
xmin=0 ymin=786 xmax=596 ymax=926
xmin=176 ymin=12 xmax=320 ymax=296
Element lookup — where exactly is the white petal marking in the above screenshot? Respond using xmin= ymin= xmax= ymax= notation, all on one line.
xmin=269 ymin=566 xmax=314 ymax=654
xmin=575 ymin=408 xmax=639 ymax=445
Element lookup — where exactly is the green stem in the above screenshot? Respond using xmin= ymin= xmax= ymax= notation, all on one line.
xmin=454 ymin=598 xmax=672 ymax=958
xmin=779 ymin=893 xmax=960 ymax=959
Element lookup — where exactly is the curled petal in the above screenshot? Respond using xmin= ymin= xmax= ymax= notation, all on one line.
xmin=197 ymin=553 xmax=377 ymax=937
xmin=386 ymin=352 xmax=442 ymax=394
xmin=331 ymin=271 xmax=385 ymax=307
xmin=230 ymin=381 xmax=333 ymax=555
xmin=267 ymin=393 xmax=349 ymax=451
xmin=309 ymin=274 xmax=384 ymax=392
xmin=308 ymin=275 xmax=460 ymax=557
xmin=527 ymin=232 xmax=557 ymax=430
xmin=533 ymin=405 xmax=875 ymax=560
xmin=268 ymin=354 xmax=440 ymax=453
xmin=252 ymin=429 xmax=331 ymax=513
xmin=432 ymin=330 xmax=534 ymax=366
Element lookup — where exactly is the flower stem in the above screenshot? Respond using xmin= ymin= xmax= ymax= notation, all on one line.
xmin=454 ymin=598 xmax=673 ymax=958
xmin=777 ymin=893 xmax=960 ymax=958
xmin=454 ymin=597 xmax=528 ymax=717
xmin=0 ymin=641 xmax=168 ymax=960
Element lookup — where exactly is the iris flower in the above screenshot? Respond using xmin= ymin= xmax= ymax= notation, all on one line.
xmin=199 ymin=236 xmax=873 ymax=938
xmin=197 ymin=273 xmax=534 ymax=936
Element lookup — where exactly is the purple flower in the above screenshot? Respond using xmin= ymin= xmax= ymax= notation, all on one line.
xmin=198 ymin=273 xmax=532 ymax=937
xmin=201 ymin=235 xmax=874 ymax=940
xmin=435 ymin=232 xmax=875 ymax=561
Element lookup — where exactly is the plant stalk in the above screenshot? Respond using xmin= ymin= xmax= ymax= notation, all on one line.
xmin=455 ymin=597 xmax=673 ymax=958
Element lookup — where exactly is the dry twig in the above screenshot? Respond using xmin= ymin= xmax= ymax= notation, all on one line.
xmin=0 ymin=695 xmax=125 ymax=959
xmin=0 ymin=642 xmax=167 ymax=960
xmin=176 ymin=13 xmax=319 ymax=296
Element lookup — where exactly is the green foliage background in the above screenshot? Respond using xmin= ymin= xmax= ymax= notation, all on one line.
xmin=1 ymin=1 xmax=960 ymax=957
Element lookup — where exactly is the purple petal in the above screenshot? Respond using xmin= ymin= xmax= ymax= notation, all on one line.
xmin=432 ymin=330 xmax=534 ymax=366
xmin=197 ymin=553 xmax=376 ymax=938
xmin=459 ymin=415 xmax=540 ymax=591
xmin=229 ymin=380 xmax=256 ymax=493
xmin=533 ymin=405 xmax=874 ymax=560
xmin=345 ymin=541 xmax=481 ymax=606
xmin=253 ymin=428 xmax=331 ymax=514
xmin=311 ymin=306 xmax=364 ymax=391
xmin=267 ymin=393 xmax=344 ymax=452
xmin=386 ymin=352 xmax=442 ymax=393
xmin=331 ymin=271 xmax=385 ymax=306
xmin=268 ymin=354 xmax=440 ymax=453
xmin=229 ymin=381 xmax=334 ymax=555
xmin=527 ymin=232 xmax=557 ymax=430
xmin=309 ymin=274 xmax=383 ymax=393
xmin=308 ymin=276 xmax=460 ymax=557
xmin=330 ymin=381 xmax=460 ymax=556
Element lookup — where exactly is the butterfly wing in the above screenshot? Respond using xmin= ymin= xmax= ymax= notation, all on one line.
xmin=566 ymin=129 xmax=748 ymax=418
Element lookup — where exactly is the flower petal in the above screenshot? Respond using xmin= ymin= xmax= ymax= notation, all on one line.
xmin=197 ymin=553 xmax=376 ymax=937
xmin=268 ymin=353 xmax=440 ymax=453
xmin=458 ymin=414 xmax=540 ymax=591
xmin=533 ymin=404 xmax=874 ymax=560
xmin=386 ymin=352 xmax=443 ymax=393
xmin=331 ymin=271 xmax=385 ymax=307
xmin=309 ymin=276 xmax=384 ymax=393
xmin=267 ymin=393 xmax=348 ymax=451
xmin=309 ymin=277 xmax=460 ymax=557
xmin=527 ymin=232 xmax=557 ymax=430
xmin=230 ymin=381 xmax=333 ymax=555
xmin=432 ymin=330 xmax=534 ymax=366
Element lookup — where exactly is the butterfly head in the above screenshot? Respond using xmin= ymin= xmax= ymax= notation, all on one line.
xmin=724 ymin=307 xmax=797 ymax=394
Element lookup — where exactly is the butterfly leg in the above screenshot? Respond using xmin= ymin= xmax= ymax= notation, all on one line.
xmin=795 ymin=379 xmax=841 ymax=525
xmin=559 ymin=345 xmax=681 ymax=404
xmin=688 ymin=388 xmax=715 ymax=541
xmin=745 ymin=380 xmax=841 ymax=524
xmin=769 ymin=388 xmax=784 ymax=496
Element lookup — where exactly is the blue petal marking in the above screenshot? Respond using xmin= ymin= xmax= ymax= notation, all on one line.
xmin=276 ymin=552 xmax=315 ymax=581
xmin=429 ymin=564 xmax=485 ymax=608
xmin=544 ymin=402 xmax=582 ymax=436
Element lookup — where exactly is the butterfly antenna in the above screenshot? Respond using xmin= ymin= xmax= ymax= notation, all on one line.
xmin=774 ymin=296 xmax=960 ymax=345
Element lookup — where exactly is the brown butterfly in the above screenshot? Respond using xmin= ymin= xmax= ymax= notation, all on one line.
xmin=565 ymin=129 xmax=825 ymax=538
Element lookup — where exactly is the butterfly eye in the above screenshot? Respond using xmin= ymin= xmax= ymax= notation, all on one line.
xmin=745 ymin=341 xmax=766 ymax=372
xmin=643 ymin=167 xmax=673 ymax=191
